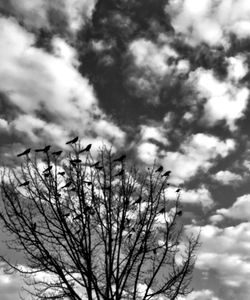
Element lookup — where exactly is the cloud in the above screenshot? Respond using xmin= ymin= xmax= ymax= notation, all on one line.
xmin=161 ymin=133 xmax=235 ymax=184
xmin=179 ymin=289 xmax=221 ymax=300
xmin=167 ymin=0 xmax=250 ymax=45
xmin=192 ymin=68 xmax=249 ymax=131
xmin=186 ymin=222 xmax=250 ymax=299
xmin=0 ymin=17 xmax=126 ymax=152
xmin=213 ymin=170 xmax=243 ymax=185
xmin=216 ymin=194 xmax=250 ymax=221
xmin=0 ymin=0 xmax=96 ymax=33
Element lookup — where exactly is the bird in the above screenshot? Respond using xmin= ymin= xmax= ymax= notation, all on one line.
xmin=43 ymin=166 xmax=52 ymax=173
xmin=133 ymin=196 xmax=142 ymax=205
xmin=58 ymin=171 xmax=65 ymax=176
xmin=155 ymin=166 xmax=163 ymax=173
xmin=113 ymin=154 xmax=126 ymax=162
xmin=115 ymin=169 xmax=124 ymax=176
xmin=95 ymin=166 xmax=103 ymax=170
xmin=162 ymin=170 xmax=171 ymax=177
xmin=35 ymin=145 xmax=51 ymax=153
xmin=79 ymin=144 xmax=92 ymax=153
xmin=61 ymin=182 xmax=72 ymax=189
xmin=158 ymin=208 xmax=165 ymax=214
xmin=176 ymin=188 xmax=181 ymax=193
xmin=17 ymin=148 xmax=31 ymax=157
xmin=70 ymin=159 xmax=82 ymax=164
xmin=66 ymin=136 xmax=78 ymax=145
xmin=176 ymin=210 xmax=182 ymax=216
xmin=83 ymin=180 xmax=92 ymax=186
xmin=52 ymin=150 xmax=62 ymax=156
xmin=19 ymin=181 xmax=30 ymax=187
xmin=90 ymin=161 xmax=100 ymax=167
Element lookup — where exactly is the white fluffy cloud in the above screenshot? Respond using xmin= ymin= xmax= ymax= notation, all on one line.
xmin=167 ymin=0 xmax=250 ymax=45
xmin=192 ymin=68 xmax=249 ymax=131
xmin=216 ymin=194 xmax=250 ymax=221
xmin=0 ymin=17 xmax=125 ymax=149
xmin=213 ymin=170 xmax=243 ymax=185
xmin=161 ymin=133 xmax=235 ymax=184
xmin=1 ymin=0 xmax=96 ymax=32
xmin=179 ymin=289 xmax=221 ymax=300
xmin=186 ymin=222 xmax=250 ymax=297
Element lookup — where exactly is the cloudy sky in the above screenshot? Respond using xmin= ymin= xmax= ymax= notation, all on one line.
xmin=0 ymin=0 xmax=250 ymax=299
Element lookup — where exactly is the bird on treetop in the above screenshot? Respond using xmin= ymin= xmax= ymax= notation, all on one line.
xmin=158 ymin=207 xmax=165 ymax=214
xmin=66 ymin=136 xmax=78 ymax=145
xmin=19 ymin=181 xmax=30 ymax=187
xmin=113 ymin=154 xmax=126 ymax=162
xmin=176 ymin=188 xmax=181 ymax=193
xmin=52 ymin=150 xmax=62 ymax=156
xmin=79 ymin=144 xmax=92 ymax=153
xmin=162 ymin=170 xmax=171 ymax=177
xmin=176 ymin=210 xmax=182 ymax=216
xmin=35 ymin=145 xmax=51 ymax=153
xmin=155 ymin=166 xmax=163 ymax=173
xmin=61 ymin=182 xmax=72 ymax=189
xmin=17 ymin=148 xmax=31 ymax=157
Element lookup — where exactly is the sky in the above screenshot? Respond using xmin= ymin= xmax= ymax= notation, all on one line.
xmin=0 ymin=0 xmax=250 ymax=299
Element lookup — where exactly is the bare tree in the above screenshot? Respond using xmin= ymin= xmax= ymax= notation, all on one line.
xmin=0 ymin=142 xmax=199 ymax=300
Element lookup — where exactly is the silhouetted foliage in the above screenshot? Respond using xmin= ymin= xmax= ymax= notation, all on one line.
xmin=0 ymin=142 xmax=199 ymax=300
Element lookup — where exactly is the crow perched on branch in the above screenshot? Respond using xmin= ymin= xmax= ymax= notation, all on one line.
xmin=52 ymin=150 xmax=62 ymax=156
xmin=61 ymin=182 xmax=72 ymax=189
xmin=19 ymin=181 xmax=30 ymax=187
xmin=17 ymin=148 xmax=31 ymax=157
xmin=155 ymin=166 xmax=163 ymax=173
xmin=113 ymin=154 xmax=126 ymax=162
xmin=66 ymin=137 xmax=78 ymax=145
xmin=35 ymin=145 xmax=51 ymax=153
xmin=176 ymin=188 xmax=181 ymax=193
xmin=162 ymin=170 xmax=171 ymax=177
xmin=79 ymin=144 xmax=92 ymax=153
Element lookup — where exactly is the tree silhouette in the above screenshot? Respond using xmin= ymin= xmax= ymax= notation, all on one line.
xmin=0 ymin=143 xmax=199 ymax=300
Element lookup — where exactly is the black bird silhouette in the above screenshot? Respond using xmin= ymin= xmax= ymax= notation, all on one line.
xmin=52 ymin=150 xmax=62 ymax=156
xmin=162 ymin=170 xmax=171 ymax=177
xmin=61 ymin=182 xmax=72 ymax=188
xmin=155 ymin=166 xmax=163 ymax=173
xmin=19 ymin=181 xmax=29 ymax=187
xmin=83 ymin=180 xmax=92 ymax=186
xmin=66 ymin=136 xmax=78 ymax=145
xmin=43 ymin=166 xmax=52 ymax=173
xmin=176 ymin=188 xmax=181 ymax=193
xmin=176 ymin=210 xmax=182 ymax=216
xmin=35 ymin=145 xmax=50 ymax=153
xmin=70 ymin=159 xmax=82 ymax=164
xmin=95 ymin=166 xmax=103 ymax=170
xmin=133 ymin=196 xmax=142 ymax=205
xmin=90 ymin=161 xmax=99 ymax=167
xmin=113 ymin=154 xmax=126 ymax=162
xmin=79 ymin=144 xmax=92 ymax=153
xmin=158 ymin=208 xmax=165 ymax=214
xmin=17 ymin=148 xmax=31 ymax=157
xmin=58 ymin=171 xmax=65 ymax=176
xmin=115 ymin=169 xmax=124 ymax=176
